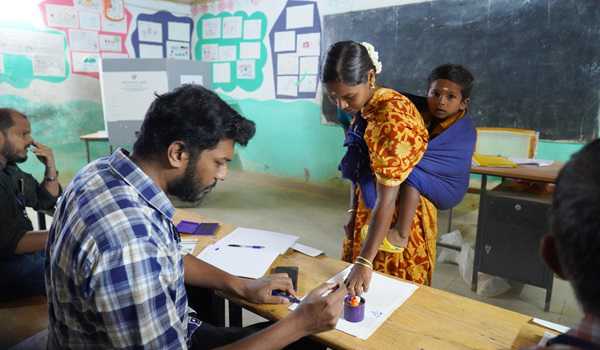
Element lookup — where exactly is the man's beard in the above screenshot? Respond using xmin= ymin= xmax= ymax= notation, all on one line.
xmin=167 ymin=160 xmax=217 ymax=203
xmin=3 ymin=141 xmax=27 ymax=164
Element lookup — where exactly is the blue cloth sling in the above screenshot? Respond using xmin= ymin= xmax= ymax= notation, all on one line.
xmin=339 ymin=115 xmax=476 ymax=210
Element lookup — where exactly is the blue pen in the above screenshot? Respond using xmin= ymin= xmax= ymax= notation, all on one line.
xmin=227 ymin=244 xmax=265 ymax=249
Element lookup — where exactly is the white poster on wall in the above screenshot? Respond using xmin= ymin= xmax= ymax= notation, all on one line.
xmin=299 ymin=56 xmax=319 ymax=75
xmin=222 ymin=16 xmax=243 ymax=39
xmin=139 ymin=43 xmax=163 ymax=58
xmin=71 ymin=51 xmax=99 ymax=73
xmin=79 ymin=11 xmax=101 ymax=30
xmin=239 ymin=42 xmax=261 ymax=59
xmin=168 ymin=22 xmax=190 ymax=42
xmin=201 ymin=44 xmax=219 ymax=62
xmin=213 ymin=62 xmax=231 ymax=83
xmin=32 ymin=54 xmax=65 ymax=77
xmin=218 ymin=45 xmax=237 ymax=62
xmin=101 ymin=15 xmax=127 ymax=33
xmin=74 ymin=0 xmax=102 ymax=12
xmin=166 ymin=41 xmax=190 ymax=60
xmin=277 ymin=53 xmax=298 ymax=75
xmin=277 ymin=76 xmax=298 ymax=97
xmin=101 ymin=70 xmax=169 ymax=122
xmin=243 ymin=19 xmax=261 ymax=39
xmin=105 ymin=0 xmax=125 ymax=20
xmin=69 ymin=29 xmax=99 ymax=52
xmin=237 ymin=60 xmax=255 ymax=80
xmin=138 ymin=20 xmax=163 ymax=43
xmin=0 ymin=29 xmax=64 ymax=56
xmin=286 ymin=4 xmax=314 ymax=29
xmin=296 ymin=33 xmax=320 ymax=56
xmin=45 ymin=4 xmax=78 ymax=28
xmin=274 ymin=31 xmax=295 ymax=52
xmin=298 ymin=75 xmax=317 ymax=93
xmin=202 ymin=17 xmax=221 ymax=39
xmin=99 ymin=34 xmax=122 ymax=52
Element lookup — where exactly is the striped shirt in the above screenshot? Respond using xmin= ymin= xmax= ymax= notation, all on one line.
xmin=46 ymin=149 xmax=197 ymax=349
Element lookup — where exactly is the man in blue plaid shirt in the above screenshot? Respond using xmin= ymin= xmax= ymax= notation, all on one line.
xmin=46 ymin=85 xmax=346 ymax=349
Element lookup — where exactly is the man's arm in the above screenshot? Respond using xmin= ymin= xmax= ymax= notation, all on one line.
xmin=31 ymin=141 xmax=60 ymax=198
xmin=14 ymin=231 xmax=48 ymax=254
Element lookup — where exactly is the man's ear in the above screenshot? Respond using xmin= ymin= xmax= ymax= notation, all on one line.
xmin=540 ymin=235 xmax=567 ymax=280
xmin=460 ymin=97 xmax=470 ymax=111
xmin=166 ymin=141 xmax=190 ymax=169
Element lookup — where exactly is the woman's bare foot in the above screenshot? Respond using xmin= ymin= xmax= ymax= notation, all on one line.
xmin=387 ymin=228 xmax=409 ymax=248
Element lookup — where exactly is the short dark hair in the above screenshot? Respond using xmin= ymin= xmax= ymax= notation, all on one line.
xmin=322 ymin=41 xmax=375 ymax=85
xmin=133 ymin=85 xmax=255 ymax=158
xmin=0 ymin=108 xmax=27 ymax=133
xmin=551 ymin=139 xmax=600 ymax=315
xmin=428 ymin=64 xmax=474 ymax=99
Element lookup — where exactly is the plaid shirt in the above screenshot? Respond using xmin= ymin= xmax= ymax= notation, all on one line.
xmin=46 ymin=149 xmax=197 ymax=349
xmin=527 ymin=315 xmax=600 ymax=350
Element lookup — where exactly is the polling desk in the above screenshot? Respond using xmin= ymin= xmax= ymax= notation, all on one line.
xmin=470 ymin=163 xmax=563 ymax=312
xmin=80 ymin=130 xmax=112 ymax=163
xmin=175 ymin=209 xmax=552 ymax=350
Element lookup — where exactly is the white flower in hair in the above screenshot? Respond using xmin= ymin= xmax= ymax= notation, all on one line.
xmin=361 ymin=41 xmax=383 ymax=74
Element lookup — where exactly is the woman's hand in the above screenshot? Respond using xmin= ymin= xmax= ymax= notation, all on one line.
xmin=344 ymin=263 xmax=372 ymax=296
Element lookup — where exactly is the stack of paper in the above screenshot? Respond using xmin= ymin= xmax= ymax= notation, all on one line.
xmin=290 ymin=265 xmax=418 ymax=339
xmin=197 ymin=227 xmax=299 ymax=279
xmin=508 ymin=157 xmax=554 ymax=167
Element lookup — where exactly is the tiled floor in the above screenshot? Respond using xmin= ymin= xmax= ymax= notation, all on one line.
xmin=182 ymin=169 xmax=583 ymax=328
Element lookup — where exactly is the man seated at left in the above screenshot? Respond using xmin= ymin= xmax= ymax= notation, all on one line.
xmin=0 ymin=108 xmax=61 ymax=300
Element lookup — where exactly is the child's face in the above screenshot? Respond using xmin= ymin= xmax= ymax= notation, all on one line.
xmin=426 ymin=79 xmax=468 ymax=120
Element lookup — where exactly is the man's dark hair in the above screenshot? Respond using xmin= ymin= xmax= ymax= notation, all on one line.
xmin=133 ymin=85 xmax=255 ymax=158
xmin=322 ymin=41 xmax=375 ymax=85
xmin=0 ymin=108 xmax=27 ymax=133
xmin=551 ymin=139 xmax=600 ymax=315
xmin=428 ymin=64 xmax=475 ymax=99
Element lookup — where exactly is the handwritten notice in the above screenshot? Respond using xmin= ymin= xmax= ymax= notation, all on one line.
xmin=32 ymin=54 xmax=65 ymax=77
xmin=45 ymin=4 xmax=79 ymax=28
xmin=138 ymin=20 xmax=163 ymax=43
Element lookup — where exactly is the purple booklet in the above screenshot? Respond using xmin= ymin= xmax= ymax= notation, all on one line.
xmin=176 ymin=220 xmax=219 ymax=236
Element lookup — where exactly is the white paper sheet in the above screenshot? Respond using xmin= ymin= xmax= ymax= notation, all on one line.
xmin=532 ymin=318 xmax=570 ymax=334
xmin=71 ymin=51 xmax=99 ymax=73
xmin=166 ymin=41 xmax=190 ymax=60
xmin=222 ymin=16 xmax=243 ymax=39
xmin=286 ymin=4 xmax=314 ymax=29
xmin=0 ymin=29 xmax=64 ymax=56
xmin=79 ymin=11 xmax=101 ymax=31
xmin=105 ymin=0 xmax=124 ymax=20
xmin=198 ymin=244 xmax=280 ymax=279
xmin=239 ymin=42 xmax=261 ymax=59
xmin=69 ymin=29 xmax=99 ymax=52
xmin=138 ymin=20 xmax=163 ymax=43
xmin=180 ymin=74 xmax=203 ymax=85
xmin=168 ymin=21 xmax=190 ymax=42
xmin=213 ymin=62 xmax=231 ymax=83
xmin=45 ymin=4 xmax=78 ymax=28
xmin=201 ymin=44 xmax=219 ymax=62
xmin=99 ymin=34 xmax=122 ymax=52
xmin=219 ymin=227 xmax=299 ymax=254
xmin=277 ymin=76 xmax=298 ymax=97
xmin=296 ymin=32 xmax=320 ymax=56
xmin=237 ymin=60 xmax=255 ymax=80
xmin=202 ymin=17 xmax=221 ymax=39
xmin=0 ymin=55 xmax=4 ymax=75
xmin=218 ymin=45 xmax=237 ymax=61
xmin=299 ymin=56 xmax=319 ymax=75
xmin=180 ymin=241 xmax=197 ymax=255
xmin=292 ymin=242 xmax=323 ymax=257
xmin=139 ymin=44 xmax=163 ymax=58
xmin=277 ymin=53 xmax=298 ymax=75
xmin=274 ymin=31 xmax=295 ymax=52
xmin=101 ymin=70 xmax=169 ymax=122
xmin=508 ymin=158 xmax=554 ymax=167
xmin=74 ymin=0 xmax=101 ymax=12
xmin=101 ymin=15 xmax=127 ymax=33
xmin=290 ymin=266 xmax=419 ymax=340
xmin=243 ymin=19 xmax=262 ymax=39
xmin=32 ymin=54 xmax=65 ymax=77
xmin=298 ymin=75 xmax=317 ymax=93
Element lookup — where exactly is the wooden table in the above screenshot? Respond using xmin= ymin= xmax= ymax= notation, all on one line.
xmin=470 ymin=163 xmax=563 ymax=312
xmin=80 ymin=130 xmax=112 ymax=163
xmin=174 ymin=210 xmax=553 ymax=350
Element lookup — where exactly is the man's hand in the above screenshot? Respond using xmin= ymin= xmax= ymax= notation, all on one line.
xmin=31 ymin=141 xmax=56 ymax=169
xmin=241 ymin=273 xmax=297 ymax=304
xmin=289 ymin=282 xmax=346 ymax=335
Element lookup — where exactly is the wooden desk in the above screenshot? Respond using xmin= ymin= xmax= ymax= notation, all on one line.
xmin=470 ymin=163 xmax=563 ymax=312
xmin=80 ymin=130 xmax=112 ymax=163
xmin=174 ymin=210 xmax=550 ymax=350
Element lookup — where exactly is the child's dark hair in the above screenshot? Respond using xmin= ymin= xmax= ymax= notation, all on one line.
xmin=322 ymin=41 xmax=375 ymax=85
xmin=428 ymin=64 xmax=474 ymax=99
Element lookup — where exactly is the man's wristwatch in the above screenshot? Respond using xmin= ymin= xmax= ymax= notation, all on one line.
xmin=45 ymin=170 xmax=59 ymax=181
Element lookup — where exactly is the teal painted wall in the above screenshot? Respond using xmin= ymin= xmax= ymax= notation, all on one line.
xmin=537 ymin=140 xmax=585 ymax=162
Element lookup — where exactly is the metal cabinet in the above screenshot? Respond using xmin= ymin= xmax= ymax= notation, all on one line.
xmin=472 ymin=185 xmax=554 ymax=311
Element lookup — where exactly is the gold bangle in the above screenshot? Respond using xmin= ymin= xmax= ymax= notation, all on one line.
xmin=356 ymin=256 xmax=373 ymax=267
xmin=354 ymin=261 xmax=373 ymax=270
